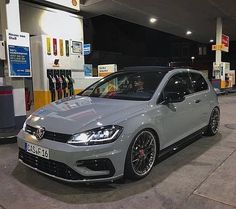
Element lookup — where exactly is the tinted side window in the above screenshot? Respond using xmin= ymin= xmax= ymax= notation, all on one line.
xmin=164 ymin=73 xmax=193 ymax=96
xmin=190 ymin=73 xmax=208 ymax=92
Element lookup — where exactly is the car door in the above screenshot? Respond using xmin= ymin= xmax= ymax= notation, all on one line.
xmin=156 ymin=72 xmax=196 ymax=149
xmin=189 ymin=72 xmax=211 ymax=129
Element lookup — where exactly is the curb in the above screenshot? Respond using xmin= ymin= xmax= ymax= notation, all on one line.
xmin=0 ymin=135 xmax=17 ymax=145
xmin=0 ymin=128 xmax=20 ymax=145
xmin=0 ymin=136 xmax=17 ymax=145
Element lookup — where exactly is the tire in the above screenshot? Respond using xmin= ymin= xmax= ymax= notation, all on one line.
xmin=124 ymin=129 xmax=158 ymax=180
xmin=204 ymin=107 xmax=220 ymax=136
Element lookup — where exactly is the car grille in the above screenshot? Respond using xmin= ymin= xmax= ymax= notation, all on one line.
xmin=25 ymin=124 xmax=72 ymax=143
xmin=19 ymin=148 xmax=84 ymax=180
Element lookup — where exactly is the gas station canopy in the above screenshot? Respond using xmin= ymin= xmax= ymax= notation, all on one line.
xmin=80 ymin=0 xmax=236 ymax=43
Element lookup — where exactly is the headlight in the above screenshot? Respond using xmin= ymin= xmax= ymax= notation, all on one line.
xmin=67 ymin=125 xmax=123 ymax=146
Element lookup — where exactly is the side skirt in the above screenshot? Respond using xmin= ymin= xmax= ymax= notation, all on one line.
xmin=158 ymin=127 xmax=207 ymax=160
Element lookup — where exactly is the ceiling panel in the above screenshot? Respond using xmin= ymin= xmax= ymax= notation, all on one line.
xmin=81 ymin=0 xmax=236 ymax=42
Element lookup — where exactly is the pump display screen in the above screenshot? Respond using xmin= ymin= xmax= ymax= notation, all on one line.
xmin=71 ymin=41 xmax=82 ymax=54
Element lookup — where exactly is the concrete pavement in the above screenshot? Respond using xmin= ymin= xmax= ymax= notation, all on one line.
xmin=0 ymin=95 xmax=236 ymax=209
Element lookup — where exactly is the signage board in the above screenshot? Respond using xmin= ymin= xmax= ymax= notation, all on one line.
xmin=212 ymin=44 xmax=223 ymax=51
xmin=6 ymin=30 xmax=32 ymax=77
xmin=83 ymin=44 xmax=91 ymax=55
xmin=43 ymin=0 xmax=80 ymax=11
xmin=212 ymin=35 xmax=229 ymax=52
xmin=98 ymin=64 xmax=117 ymax=77
xmin=84 ymin=64 xmax=93 ymax=77
xmin=221 ymin=34 xmax=229 ymax=52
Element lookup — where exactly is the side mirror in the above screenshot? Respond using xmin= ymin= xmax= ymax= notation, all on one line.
xmin=164 ymin=92 xmax=185 ymax=104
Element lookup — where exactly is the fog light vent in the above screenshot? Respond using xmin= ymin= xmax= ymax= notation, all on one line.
xmin=76 ymin=158 xmax=115 ymax=177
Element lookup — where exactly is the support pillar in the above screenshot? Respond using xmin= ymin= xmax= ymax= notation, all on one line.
xmin=0 ymin=0 xmax=26 ymax=130
xmin=213 ymin=17 xmax=224 ymax=88
xmin=215 ymin=17 xmax=222 ymax=65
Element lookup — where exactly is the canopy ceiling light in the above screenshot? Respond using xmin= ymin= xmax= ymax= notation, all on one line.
xmin=186 ymin=30 xmax=192 ymax=35
xmin=150 ymin=18 xmax=157 ymax=23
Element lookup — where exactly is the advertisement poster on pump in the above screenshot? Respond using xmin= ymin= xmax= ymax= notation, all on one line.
xmin=6 ymin=30 xmax=32 ymax=77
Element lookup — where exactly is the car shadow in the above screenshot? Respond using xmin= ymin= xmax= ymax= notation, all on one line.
xmin=12 ymin=132 xmax=225 ymax=204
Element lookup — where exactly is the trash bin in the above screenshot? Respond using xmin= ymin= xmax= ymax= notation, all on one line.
xmin=0 ymin=86 xmax=15 ymax=129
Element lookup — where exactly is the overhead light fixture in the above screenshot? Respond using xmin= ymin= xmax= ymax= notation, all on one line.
xmin=186 ymin=30 xmax=192 ymax=35
xmin=209 ymin=39 xmax=214 ymax=43
xmin=150 ymin=18 xmax=157 ymax=23
xmin=191 ymin=56 xmax=195 ymax=63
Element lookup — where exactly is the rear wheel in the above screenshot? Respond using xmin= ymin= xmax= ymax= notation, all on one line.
xmin=204 ymin=107 xmax=220 ymax=136
xmin=125 ymin=130 xmax=157 ymax=180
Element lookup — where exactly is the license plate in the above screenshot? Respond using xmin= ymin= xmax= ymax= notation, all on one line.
xmin=25 ymin=142 xmax=50 ymax=159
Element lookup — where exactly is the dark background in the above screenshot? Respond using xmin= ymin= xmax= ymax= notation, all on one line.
xmin=84 ymin=15 xmax=236 ymax=78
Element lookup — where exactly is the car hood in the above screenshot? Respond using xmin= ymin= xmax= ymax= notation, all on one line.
xmin=26 ymin=96 xmax=148 ymax=134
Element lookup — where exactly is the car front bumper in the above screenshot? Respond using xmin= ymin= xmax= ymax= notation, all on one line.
xmin=17 ymin=130 xmax=128 ymax=183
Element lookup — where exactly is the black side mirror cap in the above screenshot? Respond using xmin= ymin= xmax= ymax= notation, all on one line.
xmin=164 ymin=92 xmax=185 ymax=104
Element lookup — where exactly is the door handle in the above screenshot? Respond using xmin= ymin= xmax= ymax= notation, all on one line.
xmin=195 ymin=99 xmax=201 ymax=103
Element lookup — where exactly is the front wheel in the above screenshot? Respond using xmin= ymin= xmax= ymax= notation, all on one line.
xmin=204 ymin=107 xmax=220 ymax=136
xmin=124 ymin=130 xmax=157 ymax=180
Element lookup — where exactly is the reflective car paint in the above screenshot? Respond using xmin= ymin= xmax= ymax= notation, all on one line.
xmin=17 ymin=68 xmax=219 ymax=182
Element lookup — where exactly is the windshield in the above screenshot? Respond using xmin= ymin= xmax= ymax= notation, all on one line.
xmin=80 ymin=71 xmax=166 ymax=101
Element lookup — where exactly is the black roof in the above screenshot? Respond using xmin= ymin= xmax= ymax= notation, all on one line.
xmin=122 ymin=66 xmax=174 ymax=72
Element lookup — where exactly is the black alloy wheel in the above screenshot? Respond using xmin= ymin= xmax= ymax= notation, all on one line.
xmin=205 ymin=107 xmax=220 ymax=136
xmin=125 ymin=130 xmax=157 ymax=180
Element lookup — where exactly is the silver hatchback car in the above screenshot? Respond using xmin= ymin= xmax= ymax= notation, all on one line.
xmin=17 ymin=66 xmax=220 ymax=182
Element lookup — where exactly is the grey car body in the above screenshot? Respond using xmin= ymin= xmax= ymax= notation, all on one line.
xmin=17 ymin=67 xmax=219 ymax=182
